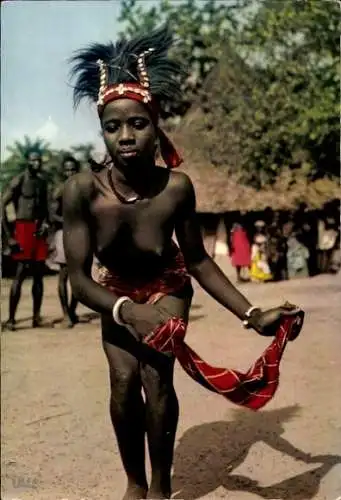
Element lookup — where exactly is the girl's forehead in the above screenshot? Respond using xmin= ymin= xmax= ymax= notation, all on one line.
xmin=102 ymin=98 xmax=150 ymax=119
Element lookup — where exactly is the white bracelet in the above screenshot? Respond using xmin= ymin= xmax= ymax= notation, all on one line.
xmin=244 ymin=306 xmax=260 ymax=318
xmin=243 ymin=306 xmax=261 ymax=328
xmin=112 ymin=296 xmax=133 ymax=326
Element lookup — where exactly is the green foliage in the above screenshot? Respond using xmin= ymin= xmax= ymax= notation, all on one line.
xmin=1 ymin=156 xmax=24 ymax=193
xmin=5 ymin=135 xmax=51 ymax=161
xmin=118 ymin=0 xmax=339 ymax=184
xmin=2 ymin=0 xmax=339 ymax=197
xmin=1 ymin=136 xmax=51 ymax=192
xmin=70 ymin=143 xmax=95 ymax=166
xmin=1 ymin=139 xmax=95 ymax=194
xmin=118 ymin=0 xmax=242 ymax=116
xmin=233 ymin=0 xmax=340 ymax=181
xmin=175 ymin=0 xmax=340 ymax=185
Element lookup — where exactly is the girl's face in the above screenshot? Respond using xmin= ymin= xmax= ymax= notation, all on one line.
xmin=101 ymin=98 xmax=157 ymax=173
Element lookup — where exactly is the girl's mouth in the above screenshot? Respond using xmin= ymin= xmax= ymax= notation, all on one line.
xmin=119 ymin=150 xmax=138 ymax=158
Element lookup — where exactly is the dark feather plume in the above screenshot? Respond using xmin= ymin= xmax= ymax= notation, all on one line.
xmin=69 ymin=25 xmax=186 ymax=109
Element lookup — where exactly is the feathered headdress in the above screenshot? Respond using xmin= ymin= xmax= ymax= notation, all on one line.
xmin=69 ymin=25 xmax=185 ymax=168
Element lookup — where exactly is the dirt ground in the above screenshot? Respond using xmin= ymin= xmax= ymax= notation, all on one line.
xmin=1 ymin=257 xmax=341 ymax=500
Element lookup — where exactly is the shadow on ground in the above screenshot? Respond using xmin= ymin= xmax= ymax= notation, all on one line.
xmin=2 ymin=306 xmax=204 ymax=332
xmin=52 ymin=311 xmax=100 ymax=325
xmin=172 ymin=405 xmax=341 ymax=499
xmin=1 ymin=312 xmax=100 ymax=332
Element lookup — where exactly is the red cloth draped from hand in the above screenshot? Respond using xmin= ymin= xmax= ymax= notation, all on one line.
xmin=144 ymin=312 xmax=304 ymax=411
xmin=95 ymin=248 xmax=304 ymax=411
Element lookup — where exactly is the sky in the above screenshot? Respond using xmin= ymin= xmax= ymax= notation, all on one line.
xmin=0 ymin=0 xmax=159 ymax=159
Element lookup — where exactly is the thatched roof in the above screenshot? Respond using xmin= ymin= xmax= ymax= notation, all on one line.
xmin=252 ymin=170 xmax=341 ymax=211
xmin=169 ymin=45 xmax=259 ymax=175
xmin=163 ymin=47 xmax=341 ymax=213
xmin=163 ymin=139 xmax=341 ymax=212
xmin=176 ymin=158 xmax=258 ymax=213
xmin=181 ymin=164 xmax=341 ymax=213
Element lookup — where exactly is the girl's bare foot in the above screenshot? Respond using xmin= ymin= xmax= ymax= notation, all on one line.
xmin=122 ymin=483 xmax=148 ymax=500
xmin=58 ymin=317 xmax=75 ymax=329
xmin=147 ymin=488 xmax=170 ymax=499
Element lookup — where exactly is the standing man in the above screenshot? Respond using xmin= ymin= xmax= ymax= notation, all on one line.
xmin=50 ymin=155 xmax=80 ymax=327
xmin=2 ymin=149 xmax=50 ymax=331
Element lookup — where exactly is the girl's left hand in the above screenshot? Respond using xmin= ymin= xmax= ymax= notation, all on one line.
xmin=249 ymin=302 xmax=303 ymax=337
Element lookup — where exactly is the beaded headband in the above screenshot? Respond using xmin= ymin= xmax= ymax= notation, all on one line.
xmin=97 ymin=48 xmax=155 ymax=107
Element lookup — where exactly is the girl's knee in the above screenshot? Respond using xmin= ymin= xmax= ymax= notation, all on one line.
xmin=110 ymin=367 xmax=138 ymax=390
xmin=141 ymin=363 xmax=176 ymax=404
xmin=104 ymin=342 xmax=141 ymax=404
xmin=109 ymin=369 xmax=141 ymax=415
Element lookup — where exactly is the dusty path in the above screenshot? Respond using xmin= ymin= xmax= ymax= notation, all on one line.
xmin=1 ymin=258 xmax=341 ymax=500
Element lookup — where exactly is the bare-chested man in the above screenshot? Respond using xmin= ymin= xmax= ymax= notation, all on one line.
xmin=50 ymin=155 xmax=80 ymax=328
xmin=64 ymin=27 xmax=301 ymax=499
xmin=2 ymin=149 xmax=49 ymax=330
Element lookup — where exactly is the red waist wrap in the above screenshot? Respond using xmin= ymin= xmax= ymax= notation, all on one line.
xmin=95 ymin=247 xmax=304 ymax=411
xmin=95 ymin=244 xmax=190 ymax=304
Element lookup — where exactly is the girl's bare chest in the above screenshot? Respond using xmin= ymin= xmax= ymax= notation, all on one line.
xmin=90 ymin=194 xmax=175 ymax=254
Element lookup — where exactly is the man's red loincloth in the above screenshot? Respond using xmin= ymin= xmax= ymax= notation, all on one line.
xmin=12 ymin=220 xmax=49 ymax=261
xmin=95 ymin=245 xmax=304 ymax=411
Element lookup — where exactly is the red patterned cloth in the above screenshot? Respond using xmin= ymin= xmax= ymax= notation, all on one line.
xmin=144 ymin=312 xmax=304 ymax=410
xmin=95 ymin=243 xmax=304 ymax=410
xmin=95 ymin=242 xmax=191 ymax=304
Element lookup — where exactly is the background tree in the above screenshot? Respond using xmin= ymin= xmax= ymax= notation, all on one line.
xmin=1 ymin=136 xmax=51 ymax=192
xmin=171 ymin=0 xmax=340 ymax=186
xmin=118 ymin=0 xmax=244 ymax=119
xmin=70 ymin=142 xmax=95 ymax=168
xmin=1 ymin=1 xmax=338 ymax=199
xmin=1 ymin=140 xmax=96 ymax=195
xmin=233 ymin=0 xmax=340 ymax=182
xmin=5 ymin=135 xmax=51 ymax=163
xmin=118 ymin=0 xmax=339 ymax=186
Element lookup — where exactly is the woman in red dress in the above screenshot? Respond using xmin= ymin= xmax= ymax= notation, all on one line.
xmin=230 ymin=221 xmax=251 ymax=282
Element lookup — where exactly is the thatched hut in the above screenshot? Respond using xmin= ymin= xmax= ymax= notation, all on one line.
xmin=162 ymin=137 xmax=341 ymax=255
xmin=161 ymin=46 xmax=341 ymax=255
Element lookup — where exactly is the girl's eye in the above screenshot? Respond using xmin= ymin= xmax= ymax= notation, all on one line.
xmin=105 ymin=123 xmax=119 ymax=133
xmin=133 ymin=119 xmax=148 ymax=129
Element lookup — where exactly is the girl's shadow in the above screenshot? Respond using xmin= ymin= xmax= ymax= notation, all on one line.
xmin=172 ymin=405 xmax=340 ymax=499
